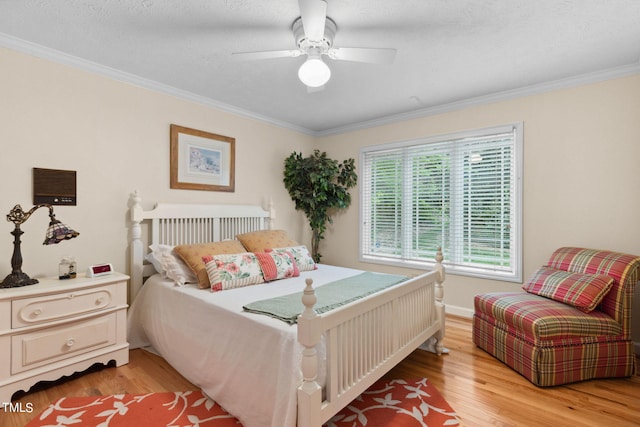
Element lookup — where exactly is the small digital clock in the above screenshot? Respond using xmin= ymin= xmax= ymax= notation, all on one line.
xmin=86 ymin=263 xmax=114 ymax=277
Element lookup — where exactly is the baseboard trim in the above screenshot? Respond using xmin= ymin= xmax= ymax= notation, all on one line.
xmin=445 ymin=304 xmax=474 ymax=319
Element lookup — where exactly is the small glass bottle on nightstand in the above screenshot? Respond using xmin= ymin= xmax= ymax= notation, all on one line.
xmin=59 ymin=256 xmax=77 ymax=279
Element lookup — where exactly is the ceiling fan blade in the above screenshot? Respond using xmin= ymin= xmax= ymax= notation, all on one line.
xmin=329 ymin=47 xmax=397 ymax=64
xmin=232 ymin=49 xmax=302 ymax=61
xmin=299 ymin=0 xmax=327 ymax=42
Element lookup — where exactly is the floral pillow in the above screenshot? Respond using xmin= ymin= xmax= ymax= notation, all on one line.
xmin=203 ymin=252 xmax=264 ymax=292
xmin=269 ymin=245 xmax=317 ymax=271
xmin=254 ymin=251 xmax=299 ymax=281
xmin=175 ymin=240 xmax=247 ymax=289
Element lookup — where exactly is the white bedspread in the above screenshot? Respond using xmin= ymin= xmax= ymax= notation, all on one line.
xmin=127 ymin=264 xmax=363 ymax=427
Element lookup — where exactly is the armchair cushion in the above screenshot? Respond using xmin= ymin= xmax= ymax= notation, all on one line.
xmin=474 ymin=292 xmax=623 ymax=344
xmin=522 ymin=267 xmax=614 ymax=313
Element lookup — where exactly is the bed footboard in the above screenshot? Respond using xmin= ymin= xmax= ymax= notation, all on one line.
xmin=297 ymin=250 xmax=446 ymax=427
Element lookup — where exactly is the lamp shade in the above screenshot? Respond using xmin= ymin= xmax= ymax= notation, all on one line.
xmin=298 ymin=55 xmax=331 ymax=88
xmin=44 ymin=219 xmax=80 ymax=245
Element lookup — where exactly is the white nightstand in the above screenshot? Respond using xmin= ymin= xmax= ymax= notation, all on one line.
xmin=0 ymin=273 xmax=129 ymax=402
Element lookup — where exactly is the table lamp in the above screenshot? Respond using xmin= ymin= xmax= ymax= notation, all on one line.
xmin=1 ymin=204 xmax=79 ymax=288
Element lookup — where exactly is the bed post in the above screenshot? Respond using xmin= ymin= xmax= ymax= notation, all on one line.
xmin=297 ymin=278 xmax=322 ymax=427
xmin=129 ymin=191 xmax=144 ymax=303
xmin=434 ymin=247 xmax=446 ymax=355
xmin=418 ymin=247 xmax=447 ymax=355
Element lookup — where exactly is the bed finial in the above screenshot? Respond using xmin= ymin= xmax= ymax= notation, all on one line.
xmin=301 ymin=278 xmax=316 ymax=314
xmin=268 ymin=197 xmax=276 ymax=230
xmin=130 ymin=190 xmax=143 ymax=223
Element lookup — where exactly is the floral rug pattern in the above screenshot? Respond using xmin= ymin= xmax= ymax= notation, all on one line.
xmin=326 ymin=378 xmax=460 ymax=427
xmin=27 ymin=378 xmax=459 ymax=427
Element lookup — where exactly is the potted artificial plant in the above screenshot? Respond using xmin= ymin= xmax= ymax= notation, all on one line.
xmin=283 ymin=150 xmax=357 ymax=262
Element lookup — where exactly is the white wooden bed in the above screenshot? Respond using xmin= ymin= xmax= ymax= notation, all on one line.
xmin=127 ymin=191 xmax=446 ymax=427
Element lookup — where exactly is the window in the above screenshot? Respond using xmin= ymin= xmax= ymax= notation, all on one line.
xmin=360 ymin=123 xmax=522 ymax=282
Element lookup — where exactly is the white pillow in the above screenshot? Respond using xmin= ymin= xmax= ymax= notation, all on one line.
xmin=145 ymin=244 xmax=169 ymax=273
xmin=160 ymin=254 xmax=191 ymax=286
xmin=146 ymin=244 xmax=197 ymax=285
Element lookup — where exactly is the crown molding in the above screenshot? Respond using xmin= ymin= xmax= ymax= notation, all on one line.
xmin=2 ymin=31 xmax=638 ymax=139
xmin=0 ymin=32 xmax=314 ymax=136
xmin=316 ymin=60 xmax=640 ymax=137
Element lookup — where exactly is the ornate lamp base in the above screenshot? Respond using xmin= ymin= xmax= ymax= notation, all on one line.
xmin=0 ymin=272 xmax=39 ymax=288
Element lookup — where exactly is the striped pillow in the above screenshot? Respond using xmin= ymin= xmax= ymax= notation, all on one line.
xmin=522 ymin=267 xmax=614 ymax=312
xmin=203 ymin=253 xmax=264 ymax=292
xmin=255 ymin=251 xmax=299 ymax=281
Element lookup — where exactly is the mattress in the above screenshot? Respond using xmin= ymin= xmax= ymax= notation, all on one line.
xmin=127 ymin=264 xmax=364 ymax=427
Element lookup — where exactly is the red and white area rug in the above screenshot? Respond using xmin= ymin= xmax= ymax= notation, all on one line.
xmin=27 ymin=378 xmax=459 ymax=427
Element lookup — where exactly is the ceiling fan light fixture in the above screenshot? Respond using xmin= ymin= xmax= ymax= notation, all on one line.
xmin=298 ymin=55 xmax=331 ymax=88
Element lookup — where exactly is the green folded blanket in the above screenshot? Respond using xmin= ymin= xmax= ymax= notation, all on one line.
xmin=243 ymin=272 xmax=408 ymax=324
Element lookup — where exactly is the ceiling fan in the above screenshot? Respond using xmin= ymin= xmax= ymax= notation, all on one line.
xmin=232 ymin=0 xmax=397 ymax=89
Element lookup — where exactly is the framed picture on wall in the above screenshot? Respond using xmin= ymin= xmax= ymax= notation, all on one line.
xmin=170 ymin=124 xmax=235 ymax=192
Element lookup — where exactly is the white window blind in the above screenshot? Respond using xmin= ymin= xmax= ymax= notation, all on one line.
xmin=360 ymin=123 xmax=522 ymax=282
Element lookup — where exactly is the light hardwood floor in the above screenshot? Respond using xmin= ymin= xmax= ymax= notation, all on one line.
xmin=4 ymin=315 xmax=640 ymax=426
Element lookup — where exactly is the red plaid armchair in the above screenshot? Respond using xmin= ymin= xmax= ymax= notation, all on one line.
xmin=473 ymin=247 xmax=640 ymax=386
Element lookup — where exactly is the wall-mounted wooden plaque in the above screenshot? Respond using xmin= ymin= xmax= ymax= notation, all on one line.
xmin=33 ymin=168 xmax=77 ymax=205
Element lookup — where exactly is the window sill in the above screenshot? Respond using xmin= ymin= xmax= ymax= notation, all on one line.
xmin=360 ymin=255 xmax=522 ymax=283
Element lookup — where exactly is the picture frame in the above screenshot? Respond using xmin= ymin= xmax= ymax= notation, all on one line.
xmin=170 ymin=124 xmax=235 ymax=192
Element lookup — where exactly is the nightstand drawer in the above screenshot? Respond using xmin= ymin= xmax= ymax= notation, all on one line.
xmin=12 ymin=285 xmax=116 ymax=328
xmin=11 ymin=313 xmax=117 ymax=374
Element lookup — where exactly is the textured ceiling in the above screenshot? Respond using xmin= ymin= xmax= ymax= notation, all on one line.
xmin=1 ymin=0 xmax=639 ymax=135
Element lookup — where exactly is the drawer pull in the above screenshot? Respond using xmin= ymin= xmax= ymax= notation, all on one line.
xmin=96 ymin=297 xmax=105 ymax=305
xmin=32 ymin=308 xmax=43 ymax=317
xmin=66 ymin=338 xmax=76 ymax=347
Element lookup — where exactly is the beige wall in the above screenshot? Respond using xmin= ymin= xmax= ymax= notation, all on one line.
xmin=2 ymin=46 xmax=639 ymax=345
xmin=0 ymin=47 xmax=312 ymax=281
xmin=316 ymin=74 xmax=640 ymax=328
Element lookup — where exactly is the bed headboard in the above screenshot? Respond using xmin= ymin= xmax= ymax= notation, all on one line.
xmin=128 ymin=191 xmax=272 ymax=301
